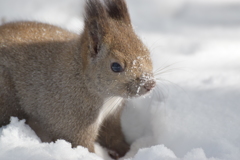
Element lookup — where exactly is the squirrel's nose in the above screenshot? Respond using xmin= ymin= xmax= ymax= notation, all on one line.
xmin=144 ymin=79 xmax=156 ymax=92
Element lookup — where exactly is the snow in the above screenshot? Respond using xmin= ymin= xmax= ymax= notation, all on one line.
xmin=0 ymin=0 xmax=240 ymax=160
xmin=0 ymin=117 xmax=102 ymax=160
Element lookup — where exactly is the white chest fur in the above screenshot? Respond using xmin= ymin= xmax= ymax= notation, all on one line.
xmin=97 ymin=97 xmax=123 ymax=126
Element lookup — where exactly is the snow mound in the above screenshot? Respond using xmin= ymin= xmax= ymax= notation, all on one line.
xmin=130 ymin=145 xmax=220 ymax=160
xmin=0 ymin=117 xmax=102 ymax=160
xmin=0 ymin=118 xmax=223 ymax=160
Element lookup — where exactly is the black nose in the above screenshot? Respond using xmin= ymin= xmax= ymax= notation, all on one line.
xmin=144 ymin=80 xmax=156 ymax=91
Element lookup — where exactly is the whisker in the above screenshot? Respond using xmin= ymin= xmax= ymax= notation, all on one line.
xmin=106 ymin=97 xmax=121 ymax=114
xmin=148 ymin=40 xmax=164 ymax=53
xmin=153 ymin=61 xmax=185 ymax=75
xmin=155 ymin=82 xmax=169 ymax=101
xmin=102 ymin=97 xmax=119 ymax=114
xmin=154 ymin=63 xmax=174 ymax=73
xmin=156 ymin=77 xmax=187 ymax=95
xmin=154 ymin=67 xmax=182 ymax=77
xmin=109 ymin=98 xmax=124 ymax=117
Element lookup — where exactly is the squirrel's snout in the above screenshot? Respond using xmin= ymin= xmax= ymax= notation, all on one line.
xmin=127 ymin=75 xmax=156 ymax=97
xmin=144 ymin=79 xmax=156 ymax=92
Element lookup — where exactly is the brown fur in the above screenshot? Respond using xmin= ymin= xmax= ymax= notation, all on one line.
xmin=0 ymin=0 xmax=155 ymax=158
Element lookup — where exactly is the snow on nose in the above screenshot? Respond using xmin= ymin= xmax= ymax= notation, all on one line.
xmin=144 ymin=79 xmax=156 ymax=92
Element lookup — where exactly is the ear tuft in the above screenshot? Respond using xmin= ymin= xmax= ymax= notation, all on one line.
xmin=84 ymin=0 xmax=108 ymax=58
xmin=104 ymin=0 xmax=131 ymax=24
xmin=85 ymin=0 xmax=107 ymax=22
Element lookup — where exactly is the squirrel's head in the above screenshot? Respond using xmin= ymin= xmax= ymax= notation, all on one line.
xmin=81 ymin=0 xmax=156 ymax=98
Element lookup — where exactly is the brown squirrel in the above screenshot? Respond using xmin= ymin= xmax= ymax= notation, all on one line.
xmin=0 ymin=0 xmax=156 ymax=158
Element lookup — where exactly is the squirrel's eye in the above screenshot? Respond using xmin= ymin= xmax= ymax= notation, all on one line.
xmin=111 ymin=62 xmax=124 ymax=72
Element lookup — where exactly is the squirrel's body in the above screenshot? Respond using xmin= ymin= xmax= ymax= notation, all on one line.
xmin=0 ymin=0 xmax=155 ymax=158
xmin=0 ymin=22 xmax=102 ymax=150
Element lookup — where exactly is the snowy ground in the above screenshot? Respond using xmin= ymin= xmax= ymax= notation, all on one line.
xmin=0 ymin=0 xmax=240 ymax=160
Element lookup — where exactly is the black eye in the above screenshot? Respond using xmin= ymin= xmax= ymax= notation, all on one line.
xmin=111 ymin=62 xmax=124 ymax=72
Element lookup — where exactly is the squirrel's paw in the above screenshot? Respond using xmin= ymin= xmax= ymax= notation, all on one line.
xmin=108 ymin=150 xmax=120 ymax=160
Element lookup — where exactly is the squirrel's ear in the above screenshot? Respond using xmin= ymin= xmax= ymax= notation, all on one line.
xmin=84 ymin=0 xmax=109 ymax=58
xmin=104 ymin=0 xmax=131 ymax=25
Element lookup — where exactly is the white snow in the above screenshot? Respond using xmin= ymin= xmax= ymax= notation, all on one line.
xmin=0 ymin=117 xmax=102 ymax=160
xmin=0 ymin=0 xmax=240 ymax=160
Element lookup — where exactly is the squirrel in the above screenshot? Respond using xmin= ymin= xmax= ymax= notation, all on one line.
xmin=0 ymin=0 xmax=156 ymax=158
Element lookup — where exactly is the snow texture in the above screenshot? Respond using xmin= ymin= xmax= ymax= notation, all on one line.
xmin=0 ymin=0 xmax=240 ymax=160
